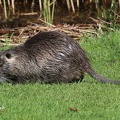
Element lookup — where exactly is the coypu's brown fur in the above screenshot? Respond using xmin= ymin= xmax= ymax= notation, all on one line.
xmin=0 ymin=31 xmax=120 ymax=84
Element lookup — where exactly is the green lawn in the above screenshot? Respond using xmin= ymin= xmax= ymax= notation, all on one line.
xmin=0 ymin=30 xmax=120 ymax=120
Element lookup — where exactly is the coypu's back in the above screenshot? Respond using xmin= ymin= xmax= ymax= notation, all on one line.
xmin=0 ymin=31 xmax=120 ymax=84
xmin=22 ymin=31 xmax=90 ymax=83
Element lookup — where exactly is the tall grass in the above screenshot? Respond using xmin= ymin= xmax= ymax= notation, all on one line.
xmin=3 ymin=0 xmax=7 ymax=19
xmin=42 ymin=0 xmax=56 ymax=26
xmin=0 ymin=0 xmax=120 ymax=25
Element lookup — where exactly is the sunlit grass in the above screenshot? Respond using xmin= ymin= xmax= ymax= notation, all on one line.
xmin=0 ymin=30 xmax=120 ymax=120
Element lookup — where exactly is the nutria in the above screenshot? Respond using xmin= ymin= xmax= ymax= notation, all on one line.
xmin=0 ymin=31 xmax=120 ymax=84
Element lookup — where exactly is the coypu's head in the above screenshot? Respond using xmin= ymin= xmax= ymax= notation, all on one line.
xmin=0 ymin=49 xmax=17 ymax=68
xmin=0 ymin=45 xmax=40 ymax=83
xmin=0 ymin=45 xmax=26 ymax=70
xmin=0 ymin=45 xmax=29 ymax=83
xmin=0 ymin=49 xmax=18 ymax=83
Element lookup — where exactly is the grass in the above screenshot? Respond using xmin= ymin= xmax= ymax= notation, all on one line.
xmin=0 ymin=30 xmax=120 ymax=120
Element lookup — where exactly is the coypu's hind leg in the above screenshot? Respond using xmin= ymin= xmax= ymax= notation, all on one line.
xmin=79 ymin=74 xmax=84 ymax=82
xmin=68 ymin=74 xmax=84 ymax=83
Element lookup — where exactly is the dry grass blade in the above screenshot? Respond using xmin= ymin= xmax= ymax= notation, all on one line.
xmin=69 ymin=107 xmax=78 ymax=112
xmin=11 ymin=0 xmax=15 ymax=15
xmin=70 ymin=0 xmax=75 ymax=13
xmin=3 ymin=0 xmax=7 ymax=19
xmin=7 ymin=0 xmax=10 ymax=7
xmin=38 ymin=18 xmax=56 ymax=27
xmin=112 ymin=10 xmax=120 ymax=18
xmin=77 ymin=0 xmax=79 ymax=8
xmin=118 ymin=0 xmax=120 ymax=8
xmin=39 ymin=0 xmax=42 ymax=12
xmin=66 ymin=0 xmax=71 ymax=12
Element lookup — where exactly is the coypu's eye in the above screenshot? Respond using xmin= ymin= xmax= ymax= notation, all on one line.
xmin=5 ymin=53 xmax=12 ymax=59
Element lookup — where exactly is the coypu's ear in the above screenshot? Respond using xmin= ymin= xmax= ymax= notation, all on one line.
xmin=5 ymin=53 xmax=12 ymax=59
xmin=3 ymin=50 xmax=15 ymax=60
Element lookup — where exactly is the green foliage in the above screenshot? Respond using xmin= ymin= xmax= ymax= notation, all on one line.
xmin=42 ymin=0 xmax=56 ymax=26
xmin=0 ymin=34 xmax=13 ymax=51
xmin=80 ymin=30 xmax=120 ymax=61
xmin=95 ymin=0 xmax=119 ymax=28
xmin=0 ymin=30 xmax=120 ymax=119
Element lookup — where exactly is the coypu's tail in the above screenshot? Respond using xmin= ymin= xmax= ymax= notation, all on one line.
xmin=86 ymin=68 xmax=120 ymax=84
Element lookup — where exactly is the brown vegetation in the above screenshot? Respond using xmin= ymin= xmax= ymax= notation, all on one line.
xmin=0 ymin=0 xmax=120 ymax=46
